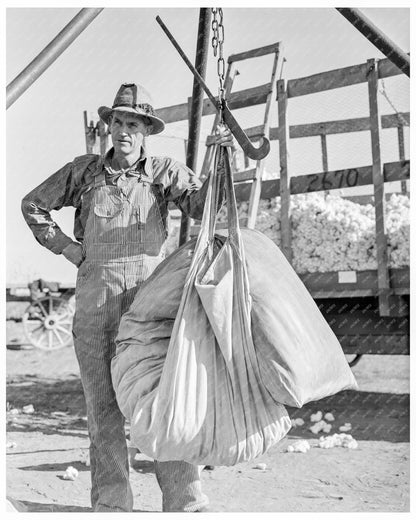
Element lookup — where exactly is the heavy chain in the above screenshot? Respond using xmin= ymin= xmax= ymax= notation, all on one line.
xmin=211 ymin=8 xmax=225 ymax=107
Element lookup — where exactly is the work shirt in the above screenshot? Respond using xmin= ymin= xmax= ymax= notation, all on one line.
xmin=22 ymin=148 xmax=217 ymax=255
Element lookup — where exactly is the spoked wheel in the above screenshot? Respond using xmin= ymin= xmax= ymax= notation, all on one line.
xmin=22 ymin=295 xmax=74 ymax=350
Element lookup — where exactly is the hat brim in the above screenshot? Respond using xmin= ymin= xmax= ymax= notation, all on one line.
xmin=98 ymin=106 xmax=165 ymax=135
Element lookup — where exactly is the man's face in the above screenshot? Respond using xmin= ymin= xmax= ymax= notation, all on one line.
xmin=109 ymin=111 xmax=152 ymax=155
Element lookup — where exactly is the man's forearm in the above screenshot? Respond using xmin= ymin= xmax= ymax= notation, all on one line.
xmin=21 ymin=161 xmax=78 ymax=255
xmin=175 ymin=174 xmax=226 ymax=221
xmin=21 ymin=196 xmax=74 ymax=254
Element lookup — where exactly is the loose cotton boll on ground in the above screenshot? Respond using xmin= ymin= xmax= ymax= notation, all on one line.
xmin=322 ymin=423 xmax=332 ymax=433
xmin=286 ymin=440 xmax=311 ymax=453
xmin=324 ymin=412 xmax=335 ymax=422
xmin=339 ymin=423 xmax=352 ymax=432
xmin=310 ymin=411 xmax=323 ymax=422
xmin=318 ymin=433 xmax=358 ymax=449
xmin=63 ymin=466 xmax=79 ymax=480
xmin=310 ymin=420 xmax=329 ymax=435
xmin=291 ymin=418 xmax=305 ymax=428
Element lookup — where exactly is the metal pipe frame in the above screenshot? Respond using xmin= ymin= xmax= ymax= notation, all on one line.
xmin=179 ymin=8 xmax=212 ymax=246
xmin=336 ymin=8 xmax=410 ymax=77
xmin=7 ymin=8 xmax=104 ymax=108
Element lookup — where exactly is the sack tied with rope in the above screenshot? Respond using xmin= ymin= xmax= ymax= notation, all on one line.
xmin=111 ymin=145 xmax=357 ymax=466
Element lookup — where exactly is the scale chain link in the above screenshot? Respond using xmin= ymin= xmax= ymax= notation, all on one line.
xmin=211 ymin=7 xmax=225 ymax=110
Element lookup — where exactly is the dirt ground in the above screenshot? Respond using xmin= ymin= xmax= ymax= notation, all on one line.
xmin=5 ymin=319 xmax=410 ymax=513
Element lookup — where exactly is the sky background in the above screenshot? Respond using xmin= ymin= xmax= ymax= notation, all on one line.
xmin=6 ymin=6 xmax=410 ymax=284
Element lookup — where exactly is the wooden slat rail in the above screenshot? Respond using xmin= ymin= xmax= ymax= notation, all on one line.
xmin=233 ymin=160 xmax=409 ymax=201
xmin=205 ymin=111 xmax=409 ymax=145
xmin=156 ymin=83 xmax=271 ymax=124
xmin=287 ymin=55 xmax=407 ymax=98
xmin=228 ymin=42 xmax=281 ymax=63
xmin=155 ymin=56 xmax=407 ymax=126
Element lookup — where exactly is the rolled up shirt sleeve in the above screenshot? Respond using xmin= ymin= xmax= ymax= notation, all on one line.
xmin=153 ymin=157 xmax=225 ymax=220
xmin=21 ymin=162 xmax=77 ymax=255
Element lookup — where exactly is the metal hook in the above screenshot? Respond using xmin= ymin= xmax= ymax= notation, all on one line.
xmin=221 ymin=101 xmax=270 ymax=160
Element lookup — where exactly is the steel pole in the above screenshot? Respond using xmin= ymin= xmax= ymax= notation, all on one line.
xmin=336 ymin=8 xmax=410 ymax=77
xmin=7 ymin=8 xmax=104 ymax=108
xmin=179 ymin=8 xmax=212 ymax=245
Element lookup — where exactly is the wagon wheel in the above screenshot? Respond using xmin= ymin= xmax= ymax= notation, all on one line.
xmin=22 ymin=295 xmax=74 ymax=350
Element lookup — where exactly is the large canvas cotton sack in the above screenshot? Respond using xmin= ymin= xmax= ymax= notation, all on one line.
xmin=111 ymin=146 xmax=357 ymax=466
xmin=112 ymin=227 xmax=291 ymax=467
xmin=237 ymin=228 xmax=358 ymax=408
xmin=116 ymin=226 xmax=356 ymax=409
xmin=112 ymin=147 xmax=293 ymax=466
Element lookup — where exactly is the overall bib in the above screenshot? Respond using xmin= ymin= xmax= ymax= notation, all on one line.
xmin=73 ymin=165 xmax=208 ymax=512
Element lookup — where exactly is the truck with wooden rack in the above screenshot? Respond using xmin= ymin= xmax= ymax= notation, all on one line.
xmin=9 ymin=47 xmax=409 ymax=359
xmin=162 ymin=47 xmax=410 ymax=364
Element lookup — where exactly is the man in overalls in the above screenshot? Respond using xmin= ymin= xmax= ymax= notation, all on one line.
xmin=22 ymin=83 xmax=233 ymax=512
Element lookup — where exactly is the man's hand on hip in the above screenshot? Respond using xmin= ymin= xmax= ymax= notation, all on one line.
xmin=62 ymin=242 xmax=84 ymax=267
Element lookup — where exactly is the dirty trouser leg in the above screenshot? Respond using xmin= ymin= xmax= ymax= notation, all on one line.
xmin=154 ymin=461 xmax=209 ymax=512
xmin=73 ymin=263 xmax=133 ymax=512
xmin=74 ymin=333 xmax=133 ymax=512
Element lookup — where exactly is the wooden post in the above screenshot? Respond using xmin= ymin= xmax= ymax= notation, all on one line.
xmin=83 ymin=110 xmax=96 ymax=153
xmin=179 ymin=8 xmax=211 ymax=246
xmin=186 ymin=96 xmax=193 ymax=163
xmin=367 ymin=58 xmax=391 ymax=316
xmin=98 ymin=120 xmax=108 ymax=156
xmin=277 ymin=78 xmax=292 ymax=263
xmin=320 ymin=133 xmax=330 ymax=195
xmin=320 ymin=134 xmax=328 ymax=172
xmin=184 ymin=95 xmax=192 ymax=162
xmin=247 ymin=44 xmax=284 ymax=229
xmin=244 ymin=154 xmax=250 ymax=169
xmin=397 ymin=124 xmax=407 ymax=193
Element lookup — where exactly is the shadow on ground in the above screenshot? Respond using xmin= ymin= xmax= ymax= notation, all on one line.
xmin=18 ymin=461 xmax=90 ymax=473
xmin=287 ymin=390 xmax=409 ymax=443
xmin=17 ymin=500 xmax=149 ymax=513
xmin=130 ymin=459 xmax=155 ymax=474
xmin=7 ymin=376 xmax=409 ymax=443
xmin=7 ymin=375 xmax=87 ymax=437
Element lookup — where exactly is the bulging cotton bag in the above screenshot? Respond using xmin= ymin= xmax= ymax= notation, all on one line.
xmin=112 ymin=146 xmax=291 ymax=466
xmin=230 ymin=228 xmax=358 ymax=407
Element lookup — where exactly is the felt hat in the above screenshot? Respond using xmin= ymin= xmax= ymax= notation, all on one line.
xmin=98 ymin=83 xmax=165 ymax=135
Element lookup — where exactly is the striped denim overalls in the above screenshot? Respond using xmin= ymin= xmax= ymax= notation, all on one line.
xmin=72 ymin=163 xmax=208 ymax=512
